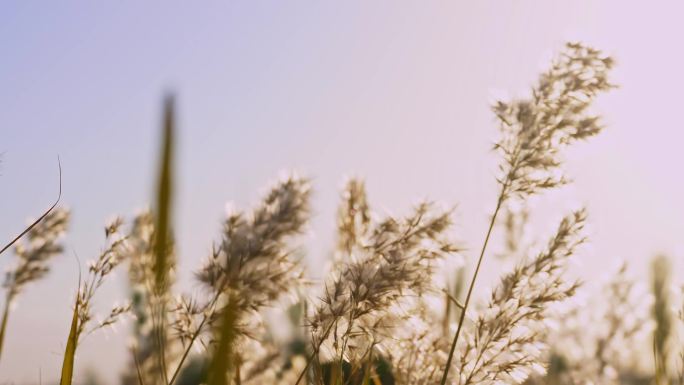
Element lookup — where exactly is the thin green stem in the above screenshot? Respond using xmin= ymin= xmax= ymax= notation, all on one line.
xmin=439 ymin=183 xmax=507 ymax=385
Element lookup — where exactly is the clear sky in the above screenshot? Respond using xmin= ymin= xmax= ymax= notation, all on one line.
xmin=1 ymin=1 xmax=683 ymax=383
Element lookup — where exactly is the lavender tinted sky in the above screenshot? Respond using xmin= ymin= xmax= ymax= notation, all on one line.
xmin=1 ymin=1 xmax=683 ymax=383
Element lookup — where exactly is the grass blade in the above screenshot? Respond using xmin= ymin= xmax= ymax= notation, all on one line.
xmin=60 ymin=289 xmax=80 ymax=385
xmin=151 ymin=95 xmax=175 ymax=384
xmin=153 ymin=95 xmax=174 ymax=295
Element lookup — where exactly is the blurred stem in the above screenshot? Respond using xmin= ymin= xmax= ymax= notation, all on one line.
xmin=337 ymin=299 xmax=357 ymax=384
xmin=651 ymin=255 xmax=672 ymax=385
xmin=361 ymin=348 xmax=373 ymax=385
xmin=0 ymin=294 xmax=12 ymax=363
xmin=295 ymin=321 xmax=337 ymax=385
xmin=440 ymin=181 xmax=507 ymax=385
xmin=152 ymin=96 xmax=175 ymax=385
xmin=207 ymin=295 xmax=239 ymax=385
xmin=133 ymin=348 xmax=147 ymax=385
xmin=442 ymin=287 xmax=451 ymax=337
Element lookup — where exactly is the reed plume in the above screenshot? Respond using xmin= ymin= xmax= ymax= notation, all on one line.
xmin=3 ymin=41 xmax=646 ymax=385
xmin=453 ymin=210 xmax=585 ymax=385
xmin=167 ymin=174 xmax=311 ymax=385
xmin=336 ymin=178 xmax=371 ymax=257
xmin=440 ymin=42 xmax=615 ymax=385
xmin=302 ymin=178 xmax=459 ymax=384
xmin=196 ymin=175 xmax=311 ymax=329
xmin=544 ymin=263 xmax=652 ymax=385
xmin=0 ymin=207 xmax=69 ymax=361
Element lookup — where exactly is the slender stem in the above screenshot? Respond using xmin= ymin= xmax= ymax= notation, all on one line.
xmin=168 ymin=276 xmax=228 ymax=385
xmin=168 ymin=312 xmax=210 ymax=385
xmin=345 ymin=341 xmax=375 ymax=385
xmin=439 ymin=183 xmax=507 ymax=385
xmin=0 ymin=294 xmax=12 ymax=362
xmin=295 ymin=321 xmax=337 ymax=385
xmin=336 ymin=297 xmax=357 ymax=384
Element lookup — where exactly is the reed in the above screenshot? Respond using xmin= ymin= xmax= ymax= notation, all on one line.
xmin=10 ymin=41 xmax=684 ymax=385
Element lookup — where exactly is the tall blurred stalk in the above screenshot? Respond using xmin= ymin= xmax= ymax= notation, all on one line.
xmin=652 ymin=255 xmax=672 ymax=385
xmin=151 ymin=95 xmax=176 ymax=385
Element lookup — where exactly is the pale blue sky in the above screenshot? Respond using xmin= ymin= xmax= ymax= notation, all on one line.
xmin=2 ymin=2 xmax=684 ymax=383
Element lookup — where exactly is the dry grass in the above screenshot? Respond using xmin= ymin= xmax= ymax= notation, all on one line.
xmin=2 ymin=41 xmax=684 ymax=385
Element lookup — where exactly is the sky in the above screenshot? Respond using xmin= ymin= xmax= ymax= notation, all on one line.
xmin=1 ymin=1 xmax=684 ymax=383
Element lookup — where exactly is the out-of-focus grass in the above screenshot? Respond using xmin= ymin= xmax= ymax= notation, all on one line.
xmin=2 ymin=42 xmax=684 ymax=385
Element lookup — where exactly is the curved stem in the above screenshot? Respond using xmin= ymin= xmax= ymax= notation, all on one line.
xmin=1 ymin=158 xmax=62 ymax=256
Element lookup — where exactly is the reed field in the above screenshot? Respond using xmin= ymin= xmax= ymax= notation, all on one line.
xmin=1 ymin=41 xmax=683 ymax=385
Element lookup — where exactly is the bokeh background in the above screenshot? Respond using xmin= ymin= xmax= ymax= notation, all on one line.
xmin=1 ymin=1 xmax=683 ymax=383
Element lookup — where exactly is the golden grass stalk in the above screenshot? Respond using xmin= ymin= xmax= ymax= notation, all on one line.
xmin=206 ymin=296 xmax=239 ymax=385
xmin=652 ymin=255 xmax=672 ymax=385
xmin=58 ymin=219 xmax=128 ymax=384
xmin=59 ymin=281 xmax=80 ymax=385
xmin=149 ymin=94 xmax=176 ymax=385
